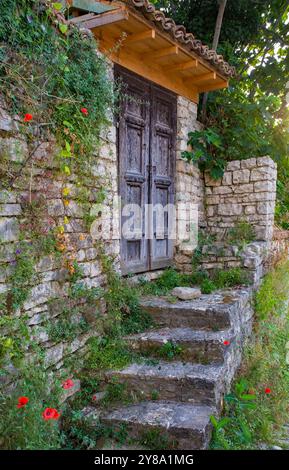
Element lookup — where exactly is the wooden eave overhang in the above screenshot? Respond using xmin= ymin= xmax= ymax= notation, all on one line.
xmin=68 ymin=0 xmax=232 ymax=103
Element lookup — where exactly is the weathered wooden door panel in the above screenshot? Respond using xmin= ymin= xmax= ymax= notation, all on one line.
xmin=116 ymin=66 xmax=176 ymax=274
xmin=150 ymin=85 xmax=176 ymax=270
xmin=116 ymin=67 xmax=150 ymax=274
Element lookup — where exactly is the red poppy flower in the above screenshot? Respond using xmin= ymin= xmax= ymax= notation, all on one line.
xmin=223 ymin=340 xmax=230 ymax=346
xmin=24 ymin=113 xmax=33 ymax=122
xmin=62 ymin=379 xmax=74 ymax=390
xmin=42 ymin=407 xmax=60 ymax=420
xmin=80 ymin=107 xmax=88 ymax=115
xmin=265 ymin=387 xmax=271 ymax=394
xmin=17 ymin=396 xmax=29 ymax=408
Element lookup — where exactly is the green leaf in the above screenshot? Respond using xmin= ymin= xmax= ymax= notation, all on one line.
xmin=52 ymin=2 xmax=63 ymax=10
xmin=240 ymin=394 xmax=257 ymax=401
xmin=210 ymin=415 xmax=219 ymax=429
xmin=59 ymin=23 xmax=68 ymax=34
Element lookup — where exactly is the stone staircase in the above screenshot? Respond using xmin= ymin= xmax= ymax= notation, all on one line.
xmin=89 ymin=288 xmax=254 ymax=450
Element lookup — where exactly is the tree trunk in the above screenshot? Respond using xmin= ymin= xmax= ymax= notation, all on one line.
xmin=201 ymin=0 xmax=228 ymax=122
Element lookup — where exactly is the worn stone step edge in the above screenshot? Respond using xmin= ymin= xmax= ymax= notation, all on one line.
xmin=125 ymin=327 xmax=235 ymax=364
xmin=101 ymin=400 xmax=216 ymax=450
xmin=105 ymin=361 xmax=225 ymax=407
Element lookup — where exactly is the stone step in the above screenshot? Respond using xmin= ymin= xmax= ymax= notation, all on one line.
xmin=140 ymin=289 xmax=253 ymax=332
xmin=101 ymin=401 xmax=215 ymax=450
xmin=125 ymin=327 xmax=235 ymax=364
xmin=106 ymin=361 xmax=225 ymax=407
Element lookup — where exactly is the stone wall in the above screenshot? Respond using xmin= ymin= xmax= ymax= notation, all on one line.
xmin=200 ymin=156 xmax=279 ymax=287
xmin=174 ymin=96 xmax=205 ymax=273
xmin=205 ymin=157 xmax=277 ymax=242
xmin=0 ymin=82 xmax=119 ymax=388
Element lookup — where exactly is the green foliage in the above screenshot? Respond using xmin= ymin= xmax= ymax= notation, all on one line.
xmin=156 ymin=0 xmax=289 ymax=224
xmin=87 ymin=336 xmax=138 ymax=372
xmin=182 ymin=128 xmax=225 ymax=179
xmin=102 ymin=380 xmax=130 ymax=407
xmin=211 ymin=261 xmax=289 ymax=449
xmin=255 ymin=260 xmax=289 ymax=320
xmin=139 ymin=429 xmax=175 ymax=450
xmin=158 ymin=341 xmax=183 ymax=360
xmin=201 ymin=278 xmax=217 ymax=295
xmin=213 ymin=268 xmax=250 ymax=289
xmin=48 ymin=316 xmax=89 ymax=343
xmin=227 ymin=221 xmax=256 ymax=246
xmin=139 ymin=268 xmax=202 ymax=296
xmin=139 ymin=265 xmax=249 ymax=297
xmin=0 ymin=0 xmax=114 ymax=168
xmin=100 ymin=254 xmax=153 ymax=336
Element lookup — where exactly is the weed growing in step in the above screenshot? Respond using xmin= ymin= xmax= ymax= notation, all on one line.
xmin=200 ymin=278 xmax=217 ymax=294
xmin=213 ymin=267 xmax=250 ymax=289
xmin=87 ymin=337 xmax=138 ymax=372
xmin=140 ymin=266 xmax=249 ymax=298
xmin=158 ymin=341 xmax=183 ymax=360
xmin=210 ymin=260 xmax=289 ymax=450
xmin=227 ymin=221 xmax=256 ymax=247
xmin=138 ymin=429 xmax=176 ymax=450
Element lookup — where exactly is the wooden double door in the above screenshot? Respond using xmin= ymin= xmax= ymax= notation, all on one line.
xmin=116 ymin=66 xmax=177 ymax=275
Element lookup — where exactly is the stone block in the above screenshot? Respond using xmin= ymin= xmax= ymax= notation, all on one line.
xmin=233 ymin=184 xmax=254 ymax=194
xmin=0 ymin=137 xmax=28 ymax=163
xmin=212 ymin=186 xmax=233 ymax=195
xmin=233 ymin=169 xmax=250 ymax=184
xmin=0 ymin=108 xmax=19 ymax=132
xmin=226 ymin=161 xmax=240 ymax=171
xmin=0 ymin=204 xmax=21 ymax=216
xmin=254 ymin=180 xmax=276 ymax=192
xmin=47 ymin=199 xmax=64 ymax=216
xmin=222 ymin=172 xmax=232 ymax=186
xmin=240 ymin=158 xmax=257 ymax=169
xmin=256 ymin=156 xmax=276 ymax=168
xmin=244 ymin=205 xmax=256 ymax=215
xmin=0 ymin=191 xmax=17 ymax=203
xmin=257 ymin=201 xmax=275 ymax=215
xmin=218 ymin=204 xmax=243 ymax=216
xmin=0 ymin=217 xmax=19 ymax=243
xmin=171 ymin=287 xmax=202 ymax=300
xmin=204 ymin=172 xmax=221 ymax=187
xmin=251 ymin=167 xmax=275 ymax=181
xmin=44 ymin=343 xmax=64 ymax=368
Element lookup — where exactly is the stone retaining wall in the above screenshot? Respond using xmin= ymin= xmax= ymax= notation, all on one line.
xmin=205 ymin=157 xmax=277 ymax=242
xmin=174 ymin=97 xmax=205 ymax=273
xmin=0 ymin=86 xmax=119 ymax=388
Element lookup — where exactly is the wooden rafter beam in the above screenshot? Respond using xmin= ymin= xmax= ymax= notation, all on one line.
xmin=164 ymin=59 xmax=198 ymax=73
xmin=125 ymin=29 xmax=156 ymax=44
xmin=198 ymin=80 xmax=228 ymax=93
xmin=72 ymin=8 xmax=129 ymax=29
xmin=185 ymin=71 xmax=216 ymax=86
xmin=146 ymin=45 xmax=179 ymax=61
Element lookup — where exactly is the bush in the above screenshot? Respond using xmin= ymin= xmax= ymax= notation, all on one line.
xmin=213 ymin=268 xmax=249 ymax=289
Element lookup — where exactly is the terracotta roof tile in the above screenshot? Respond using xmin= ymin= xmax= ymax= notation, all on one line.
xmin=125 ymin=0 xmax=236 ymax=78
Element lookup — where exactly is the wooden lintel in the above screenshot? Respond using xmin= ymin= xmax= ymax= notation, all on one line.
xmin=147 ymin=45 xmax=179 ymax=60
xmin=165 ymin=59 xmax=198 ymax=73
xmin=77 ymin=8 xmax=129 ymax=30
xmin=186 ymin=71 xmax=216 ymax=86
xmin=125 ymin=29 xmax=156 ymax=44
xmin=69 ymin=13 xmax=96 ymax=24
xmin=198 ymin=80 xmax=229 ymax=93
